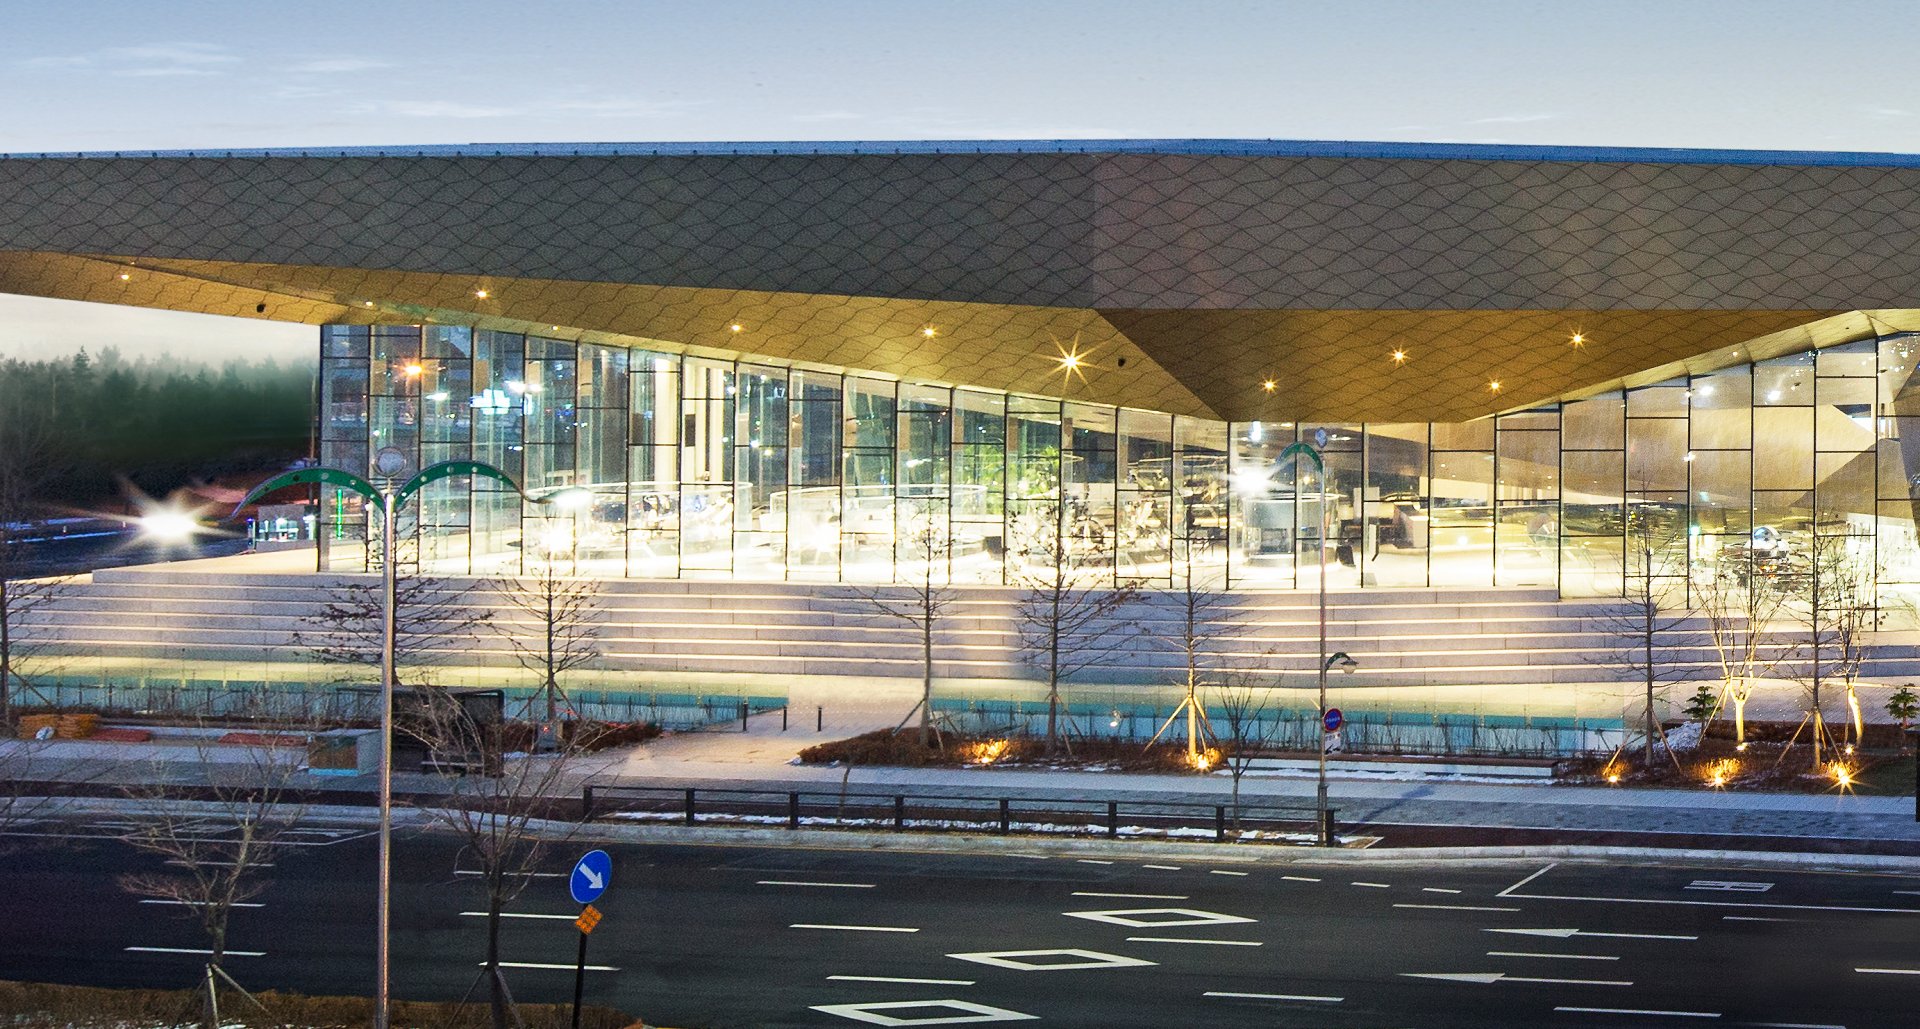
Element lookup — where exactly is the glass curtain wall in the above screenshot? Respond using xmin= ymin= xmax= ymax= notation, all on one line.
xmin=319 ymin=324 xmax=1920 ymax=609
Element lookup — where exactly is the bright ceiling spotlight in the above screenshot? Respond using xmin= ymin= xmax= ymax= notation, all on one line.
xmin=137 ymin=508 xmax=201 ymax=544
xmin=118 ymin=272 xmax=132 ymax=282
xmin=1261 ymin=379 xmax=1277 ymax=393
xmin=1487 ymin=380 xmax=1502 ymax=393
xmin=1569 ymin=332 xmax=1586 ymax=349
xmin=921 ymin=325 xmax=938 ymax=338
xmin=1058 ymin=353 xmax=1082 ymax=371
xmin=1391 ymin=349 xmax=1408 ymax=365
xmin=729 ymin=323 xmax=744 ymax=333
xmin=473 ymin=289 xmax=490 ymax=299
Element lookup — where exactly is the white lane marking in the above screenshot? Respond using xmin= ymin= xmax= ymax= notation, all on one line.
xmin=811 ymin=999 xmax=1038 ymax=1024
xmin=456 ymin=870 xmax=566 ymax=878
xmin=1209 ymin=870 xmax=1249 ymax=877
xmin=1735 ymin=1023 xmax=1847 ymax=1029
xmin=1687 ymin=880 xmax=1773 ymax=893
xmin=1352 ymin=881 xmax=1390 ymax=888
xmin=1281 ymin=875 xmax=1321 ymax=883
xmin=1403 ymin=972 xmax=1630 ymax=986
xmin=459 ymin=912 xmax=576 ymax=920
xmin=1142 ymin=864 xmax=1182 ymax=871
xmin=1076 ymin=859 xmax=1114 ymax=865
xmin=1006 ymin=855 xmax=1051 ymax=861
xmin=126 ymin=946 xmax=265 ymax=957
xmin=1395 ymin=903 xmax=1523 ymax=913
xmin=489 ymin=961 xmax=619 ymax=971
xmin=1857 ymin=967 xmax=1920 ymax=975
xmin=1555 ymin=1007 xmax=1719 ymax=1019
xmin=1487 ymin=950 xmax=1620 ymax=961
xmin=1205 ymin=991 xmax=1342 ymax=1003
xmin=1066 ymin=908 xmax=1255 ymax=928
xmin=1894 ymin=890 xmax=1920 ymax=896
xmin=758 ymin=880 xmax=877 ymax=889
xmin=1502 ymin=892 xmax=1920 ymax=915
xmin=168 ymin=860 xmax=273 ymax=868
xmin=829 ymin=975 xmax=976 ymax=986
xmin=1724 ymin=916 xmax=1798 ymax=923
xmin=1487 ymin=928 xmax=1696 ymax=941
xmin=1070 ymin=892 xmax=1188 ymax=900
xmin=139 ymin=900 xmax=264 ymax=909
xmin=1423 ymin=888 xmax=1462 ymax=894
xmin=1126 ymin=936 xmax=1262 ymax=946
xmin=791 ymin=923 xmax=920 ymax=933
xmin=948 ymin=949 xmax=1156 ymax=971
xmin=1497 ymin=863 xmax=1558 ymax=897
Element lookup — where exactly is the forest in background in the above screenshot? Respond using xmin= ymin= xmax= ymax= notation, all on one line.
xmin=0 ymin=346 xmax=315 ymax=510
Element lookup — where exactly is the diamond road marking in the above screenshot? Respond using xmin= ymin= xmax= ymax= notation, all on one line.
xmin=947 ymin=948 xmax=1157 ymax=972
xmin=810 ymin=999 xmax=1039 ymax=1025
xmin=1063 ymin=907 xmax=1257 ymax=928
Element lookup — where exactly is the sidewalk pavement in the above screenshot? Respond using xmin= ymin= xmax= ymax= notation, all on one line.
xmin=9 ymin=711 xmax=1918 ymax=849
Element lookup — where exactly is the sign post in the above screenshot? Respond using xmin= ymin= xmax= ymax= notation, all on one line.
xmin=568 ymin=850 xmax=612 ymax=1029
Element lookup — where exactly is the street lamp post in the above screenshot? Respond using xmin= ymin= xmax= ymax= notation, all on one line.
xmin=232 ymin=453 xmax=527 ymax=1029
xmin=1279 ymin=441 xmax=1357 ymax=846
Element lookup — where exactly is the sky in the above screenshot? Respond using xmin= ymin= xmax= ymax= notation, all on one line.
xmin=5 ymin=0 xmax=1919 ymax=360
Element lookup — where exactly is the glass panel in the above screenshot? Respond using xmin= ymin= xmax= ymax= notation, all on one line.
xmin=1562 ymin=393 xmax=1623 ymax=449
xmin=1429 ymin=450 xmax=1492 ymax=587
xmin=1626 ymin=418 xmax=1687 ymax=491
xmin=1365 ymin=423 xmax=1428 ymax=587
xmin=1689 ymin=367 xmax=1750 ymax=450
xmin=1689 ymin=450 xmax=1750 ymax=535
xmin=1752 ymin=407 xmax=1813 ymax=490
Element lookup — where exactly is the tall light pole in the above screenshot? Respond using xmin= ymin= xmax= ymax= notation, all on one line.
xmin=233 ymin=454 xmax=527 ymax=1029
xmin=1279 ymin=441 xmax=1354 ymax=845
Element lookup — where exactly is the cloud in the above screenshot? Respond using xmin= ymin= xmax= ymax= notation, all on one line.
xmin=1469 ymin=113 xmax=1559 ymax=125
xmin=21 ymin=42 xmax=239 ymax=78
xmin=285 ymin=58 xmax=392 ymax=74
xmin=1865 ymin=106 xmax=1913 ymax=120
xmin=793 ymin=110 xmax=864 ymax=123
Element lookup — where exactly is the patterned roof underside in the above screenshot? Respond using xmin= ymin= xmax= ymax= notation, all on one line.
xmin=3 ymin=147 xmax=1919 ymax=421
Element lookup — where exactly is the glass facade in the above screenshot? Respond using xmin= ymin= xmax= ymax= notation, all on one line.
xmin=317 ymin=324 xmax=1920 ymax=606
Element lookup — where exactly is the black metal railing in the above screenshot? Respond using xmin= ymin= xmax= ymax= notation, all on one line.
xmin=580 ymin=783 xmax=1336 ymax=844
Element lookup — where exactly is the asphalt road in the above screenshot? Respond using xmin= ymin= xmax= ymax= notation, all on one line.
xmin=2 ymin=816 xmax=1918 ymax=1028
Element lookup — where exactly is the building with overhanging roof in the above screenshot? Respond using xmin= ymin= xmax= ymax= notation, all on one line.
xmin=6 ymin=138 xmax=1920 ymax=735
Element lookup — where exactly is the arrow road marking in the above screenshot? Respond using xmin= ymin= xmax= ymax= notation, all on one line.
xmin=1402 ymin=972 xmax=1631 ymax=986
xmin=1205 ymin=991 xmax=1342 ymax=1003
xmin=1487 ymin=928 xmax=1697 ymax=941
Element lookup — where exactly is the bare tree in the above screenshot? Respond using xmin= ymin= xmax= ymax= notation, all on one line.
xmin=410 ymin=690 xmax=580 ymax=1029
xmin=0 ymin=409 xmax=63 ymax=727
xmin=1798 ymin=533 xmax=1880 ymax=766
xmin=1213 ymin=676 xmax=1283 ymax=828
xmin=117 ymin=728 xmax=311 ymax=1029
xmin=296 ymin=555 xmax=490 ymax=685
xmin=1009 ymin=504 xmax=1139 ymax=755
xmin=853 ymin=505 xmax=954 ymax=747
xmin=493 ymin=553 xmax=603 ymax=746
xmin=1590 ymin=510 xmax=1698 ymax=769
xmin=1144 ymin=544 xmax=1237 ymax=764
xmin=1694 ymin=556 xmax=1796 ymax=745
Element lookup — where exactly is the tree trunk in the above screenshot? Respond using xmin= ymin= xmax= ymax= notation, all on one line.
xmin=488 ymin=886 xmax=509 ymax=1029
xmin=920 ymin=618 xmax=933 ymax=748
xmin=202 ymin=962 xmax=221 ymax=1029
xmin=1 ymin=575 xmax=13 ymax=727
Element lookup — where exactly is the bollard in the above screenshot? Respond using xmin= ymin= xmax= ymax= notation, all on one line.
xmin=788 ymin=791 xmax=800 ymax=830
xmin=817 ymin=705 xmax=824 ymax=732
xmin=739 ymin=700 xmax=749 ymax=731
xmin=1319 ymin=808 xmax=1336 ymax=847
xmin=684 ymin=788 xmax=696 ymax=826
xmin=1107 ymin=800 xmax=1119 ymax=838
xmin=1215 ymin=805 xmax=1226 ymax=841
xmin=782 ymin=706 xmax=788 ymax=732
xmin=894 ymin=795 xmax=906 ymax=831
xmin=998 ymin=798 xmax=1011 ymax=834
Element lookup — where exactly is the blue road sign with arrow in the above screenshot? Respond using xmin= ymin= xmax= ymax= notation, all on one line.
xmin=569 ymin=849 xmax=611 ymax=905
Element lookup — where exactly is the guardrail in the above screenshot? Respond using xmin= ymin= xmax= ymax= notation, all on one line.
xmin=580 ymin=783 xmax=1337 ymax=845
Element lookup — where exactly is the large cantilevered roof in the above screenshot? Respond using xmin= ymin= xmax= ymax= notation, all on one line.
xmin=2 ymin=138 xmax=1918 ymax=421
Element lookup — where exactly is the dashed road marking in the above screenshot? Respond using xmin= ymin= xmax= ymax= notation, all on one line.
xmin=1687 ymin=880 xmax=1772 ymax=893
xmin=139 ymin=899 xmax=264 ymax=909
xmin=829 ymin=975 xmax=976 ymax=986
xmin=127 ymin=946 xmax=264 ymax=957
xmin=1208 ymin=870 xmax=1249 ymax=877
xmin=460 ymin=912 xmax=575 ymax=920
xmin=1395 ymin=903 xmax=1522 ymax=913
xmin=1423 ymin=887 xmax=1462 ymax=894
xmin=758 ymin=880 xmax=877 ymax=889
xmin=1555 ymin=1007 xmax=1718 ymax=1018
xmin=792 ymin=923 xmax=920 ymax=933
xmin=1488 ymin=928 xmax=1695 ymax=941
xmin=1352 ymin=881 xmax=1390 ymax=888
xmin=1205 ymin=991 xmax=1341 ymax=1003
xmin=1075 ymin=859 xmax=1114 ymax=865
xmin=1126 ymin=936 xmax=1262 ymax=946
xmin=1281 ymin=875 xmax=1321 ymax=883
xmin=1857 ymin=967 xmax=1920 ymax=975
xmin=1071 ymin=892 xmax=1188 ymax=900
xmin=491 ymin=961 xmax=619 ymax=971
xmin=1487 ymin=950 xmax=1619 ymax=961
xmin=1142 ymin=864 xmax=1182 ymax=871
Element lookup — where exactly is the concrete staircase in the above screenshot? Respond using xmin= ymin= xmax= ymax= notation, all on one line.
xmin=25 ymin=564 xmax=1920 ymax=688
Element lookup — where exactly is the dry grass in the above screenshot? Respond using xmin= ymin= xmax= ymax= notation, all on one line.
xmin=0 ymin=979 xmax=641 ymax=1028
